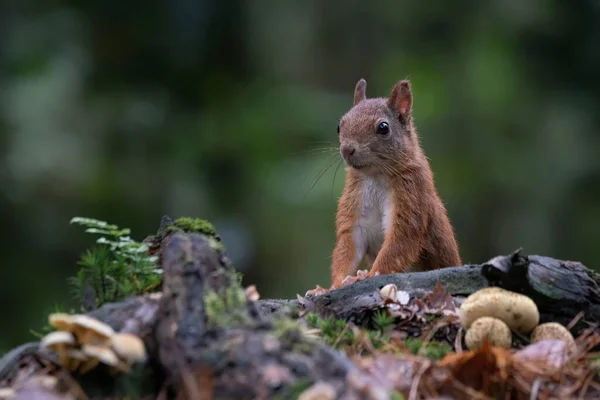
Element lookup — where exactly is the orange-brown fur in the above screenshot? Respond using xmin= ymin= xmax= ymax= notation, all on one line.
xmin=329 ymin=78 xmax=461 ymax=288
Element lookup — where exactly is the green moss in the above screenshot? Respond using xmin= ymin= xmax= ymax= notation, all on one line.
xmin=203 ymin=270 xmax=249 ymax=328
xmin=272 ymin=317 xmax=316 ymax=354
xmin=273 ymin=378 xmax=314 ymax=400
xmin=170 ymin=217 xmax=217 ymax=236
xmin=392 ymin=391 xmax=405 ymax=400
xmin=303 ymin=312 xmax=388 ymax=351
xmin=164 ymin=217 xmax=225 ymax=250
xmin=273 ymin=317 xmax=301 ymax=339
xmin=208 ymin=236 xmax=225 ymax=251
xmin=225 ymin=284 xmax=247 ymax=310
xmin=204 ymin=291 xmax=227 ymax=324
xmin=403 ymin=338 xmax=452 ymax=360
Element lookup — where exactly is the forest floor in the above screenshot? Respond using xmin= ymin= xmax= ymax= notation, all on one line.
xmin=1 ymin=217 xmax=600 ymax=399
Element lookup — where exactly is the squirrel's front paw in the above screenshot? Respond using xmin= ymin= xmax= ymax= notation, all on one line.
xmin=338 ymin=269 xmax=373 ymax=287
xmin=305 ymin=285 xmax=330 ymax=297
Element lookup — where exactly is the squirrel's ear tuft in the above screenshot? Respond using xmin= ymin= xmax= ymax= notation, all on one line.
xmin=388 ymin=80 xmax=412 ymax=119
xmin=353 ymin=79 xmax=367 ymax=106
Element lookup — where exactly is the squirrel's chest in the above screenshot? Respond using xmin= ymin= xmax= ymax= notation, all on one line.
xmin=353 ymin=178 xmax=392 ymax=257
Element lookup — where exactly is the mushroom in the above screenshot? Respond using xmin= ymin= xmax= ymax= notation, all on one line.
xmin=531 ymin=322 xmax=576 ymax=355
xmin=0 ymin=388 xmax=15 ymax=400
xmin=48 ymin=313 xmax=75 ymax=332
xmin=71 ymin=315 xmax=115 ymax=345
xmin=40 ymin=331 xmax=76 ymax=367
xmin=465 ymin=317 xmax=512 ymax=350
xmin=379 ymin=284 xmax=410 ymax=305
xmin=110 ymin=333 xmax=147 ymax=364
xmin=66 ymin=349 xmax=89 ymax=372
xmin=298 ymin=382 xmax=336 ymax=400
xmin=245 ymin=285 xmax=260 ymax=301
xmin=459 ymin=287 xmax=539 ymax=334
xmin=379 ymin=284 xmax=398 ymax=301
xmin=78 ymin=344 xmax=120 ymax=374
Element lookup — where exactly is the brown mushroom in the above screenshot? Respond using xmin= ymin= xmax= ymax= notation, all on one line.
xmin=79 ymin=344 xmax=119 ymax=374
xmin=48 ymin=313 xmax=75 ymax=332
xmin=40 ymin=331 xmax=76 ymax=368
xmin=71 ymin=315 xmax=115 ymax=345
xmin=66 ymin=349 xmax=88 ymax=372
xmin=110 ymin=333 xmax=147 ymax=364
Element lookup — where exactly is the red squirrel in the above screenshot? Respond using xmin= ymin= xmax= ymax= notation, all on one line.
xmin=311 ymin=78 xmax=461 ymax=294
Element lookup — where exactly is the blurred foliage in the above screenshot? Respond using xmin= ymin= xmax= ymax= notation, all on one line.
xmin=2 ymin=0 xmax=600 ymax=349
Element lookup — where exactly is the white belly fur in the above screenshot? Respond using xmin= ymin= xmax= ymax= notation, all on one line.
xmin=352 ymin=176 xmax=392 ymax=268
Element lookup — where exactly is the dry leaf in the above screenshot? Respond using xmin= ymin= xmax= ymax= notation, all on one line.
xmin=438 ymin=339 xmax=510 ymax=395
xmin=513 ymin=339 xmax=569 ymax=369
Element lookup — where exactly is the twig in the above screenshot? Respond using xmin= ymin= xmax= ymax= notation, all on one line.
xmin=454 ymin=326 xmax=463 ymax=353
xmin=567 ymin=311 xmax=586 ymax=331
xmin=408 ymin=360 xmax=430 ymax=400
xmin=578 ymin=371 xmax=595 ymax=400
xmin=332 ymin=323 xmax=350 ymax=349
xmin=529 ymin=378 xmax=540 ymax=400
xmin=417 ymin=318 xmax=447 ymax=358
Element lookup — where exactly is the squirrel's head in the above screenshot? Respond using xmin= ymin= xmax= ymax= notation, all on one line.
xmin=338 ymin=78 xmax=416 ymax=175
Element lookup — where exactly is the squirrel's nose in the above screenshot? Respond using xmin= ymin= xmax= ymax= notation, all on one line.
xmin=341 ymin=145 xmax=356 ymax=158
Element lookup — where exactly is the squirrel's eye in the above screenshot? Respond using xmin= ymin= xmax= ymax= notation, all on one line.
xmin=377 ymin=122 xmax=389 ymax=135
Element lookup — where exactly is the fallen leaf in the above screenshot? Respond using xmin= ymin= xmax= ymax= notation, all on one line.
xmin=438 ymin=339 xmax=510 ymax=396
xmin=513 ymin=339 xmax=569 ymax=369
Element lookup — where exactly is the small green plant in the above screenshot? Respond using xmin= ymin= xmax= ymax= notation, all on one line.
xmin=371 ymin=309 xmax=396 ymax=331
xmin=69 ymin=217 xmax=162 ymax=309
xmin=303 ymin=312 xmax=388 ymax=352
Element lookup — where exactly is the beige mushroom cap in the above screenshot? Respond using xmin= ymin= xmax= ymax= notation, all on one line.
xmin=531 ymin=322 xmax=576 ymax=354
xmin=71 ymin=315 xmax=115 ymax=344
xmin=379 ymin=283 xmax=398 ymax=301
xmin=459 ymin=287 xmax=540 ymax=334
xmin=48 ymin=313 xmax=75 ymax=332
xmin=0 ymin=388 xmax=15 ymax=400
xmin=110 ymin=333 xmax=147 ymax=363
xmin=298 ymin=382 xmax=336 ymax=400
xmin=40 ymin=331 xmax=75 ymax=348
xmin=77 ymin=344 xmax=120 ymax=374
xmin=81 ymin=344 xmax=119 ymax=366
xmin=40 ymin=331 xmax=76 ymax=368
xmin=465 ymin=316 xmax=512 ymax=350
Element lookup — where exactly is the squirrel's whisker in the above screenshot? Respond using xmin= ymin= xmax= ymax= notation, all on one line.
xmin=303 ymin=154 xmax=339 ymax=200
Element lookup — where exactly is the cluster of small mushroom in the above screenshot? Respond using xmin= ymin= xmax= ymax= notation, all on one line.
xmin=40 ymin=313 xmax=147 ymax=374
xmin=459 ymin=287 xmax=576 ymax=353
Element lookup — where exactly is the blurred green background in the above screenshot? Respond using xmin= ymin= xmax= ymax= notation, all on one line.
xmin=2 ymin=0 xmax=600 ymax=349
